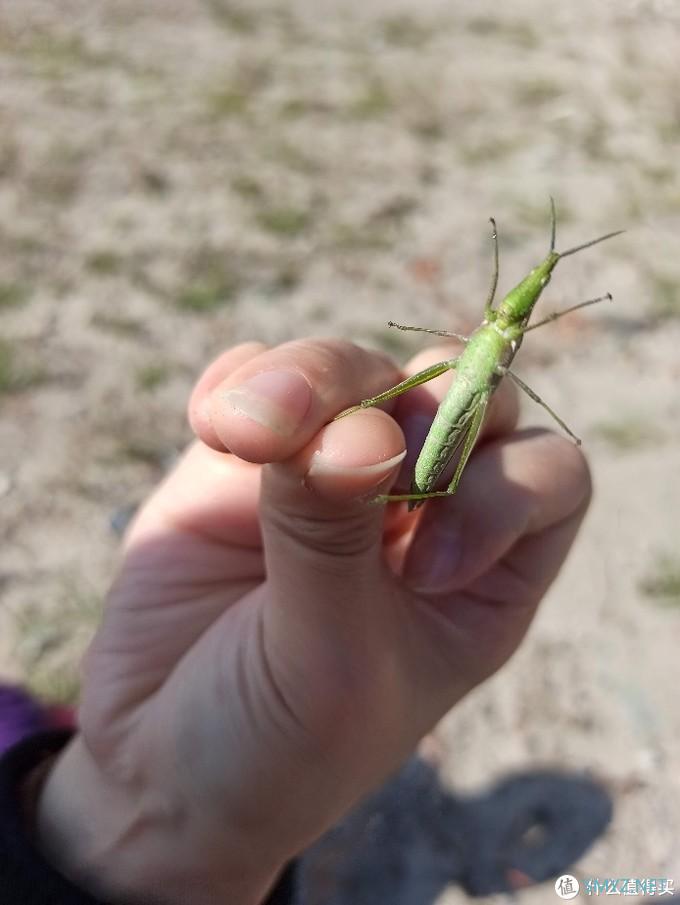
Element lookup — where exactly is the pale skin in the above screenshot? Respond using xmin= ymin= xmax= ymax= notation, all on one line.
xmin=35 ymin=339 xmax=591 ymax=905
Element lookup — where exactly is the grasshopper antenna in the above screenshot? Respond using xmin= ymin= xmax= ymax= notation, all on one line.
xmin=483 ymin=217 xmax=500 ymax=314
xmin=560 ymin=229 xmax=625 ymax=258
xmin=549 ymin=196 xmax=557 ymax=253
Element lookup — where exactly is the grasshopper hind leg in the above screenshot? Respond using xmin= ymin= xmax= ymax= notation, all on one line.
xmin=373 ymin=391 xmax=490 ymax=509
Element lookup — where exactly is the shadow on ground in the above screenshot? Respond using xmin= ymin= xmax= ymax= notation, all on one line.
xmin=300 ymin=757 xmax=612 ymax=904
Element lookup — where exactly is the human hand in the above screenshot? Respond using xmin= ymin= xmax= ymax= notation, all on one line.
xmin=37 ymin=339 xmax=590 ymax=905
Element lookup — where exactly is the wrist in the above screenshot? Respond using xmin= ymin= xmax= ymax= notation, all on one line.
xmin=35 ymin=734 xmax=287 ymax=905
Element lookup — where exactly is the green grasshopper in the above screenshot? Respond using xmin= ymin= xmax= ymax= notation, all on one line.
xmin=336 ymin=200 xmax=622 ymax=509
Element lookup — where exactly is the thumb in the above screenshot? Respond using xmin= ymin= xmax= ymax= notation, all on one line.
xmin=259 ymin=408 xmax=405 ymax=612
xmin=255 ymin=408 xmax=409 ymax=744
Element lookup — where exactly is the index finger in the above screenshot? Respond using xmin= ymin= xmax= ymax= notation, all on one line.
xmin=198 ymin=338 xmax=403 ymax=464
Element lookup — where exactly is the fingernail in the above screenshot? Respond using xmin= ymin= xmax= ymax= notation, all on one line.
xmin=405 ymin=520 xmax=462 ymax=593
xmin=306 ymin=450 xmax=406 ymax=481
xmin=221 ymin=369 xmax=312 ymax=436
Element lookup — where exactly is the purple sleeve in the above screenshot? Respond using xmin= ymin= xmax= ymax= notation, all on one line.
xmin=0 ymin=730 xmax=297 ymax=905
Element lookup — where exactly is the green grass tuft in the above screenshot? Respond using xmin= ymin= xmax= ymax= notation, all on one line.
xmin=466 ymin=17 xmax=539 ymax=48
xmin=114 ymin=438 xmax=170 ymax=468
xmin=458 ymin=134 xmax=524 ymax=166
xmin=86 ymin=250 xmax=122 ymax=275
xmin=140 ymin=167 xmax=171 ymax=195
xmin=270 ymin=262 xmax=302 ymax=293
xmin=349 ymin=81 xmax=393 ymax=119
xmin=411 ymin=117 xmax=445 ymax=142
xmin=91 ymin=312 xmax=145 ymax=337
xmin=208 ymin=87 xmax=250 ymax=117
xmin=208 ymin=1 xmax=259 ymax=33
xmin=648 ymin=273 xmax=680 ymax=318
xmin=0 ymin=340 xmax=46 ymax=393
xmin=581 ymin=118 xmax=611 ymax=162
xmin=29 ymin=141 xmax=84 ymax=205
xmin=0 ymin=282 xmax=30 ymax=308
xmin=176 ymin=280 xmax=238 ymax=312
xmin=331 ymin=223 xmax=392 ymax=252
xmin=279 ymin=97 xmax=334 ymax=119
xmin=593 ymin=417 xmax=661 ymax=451
xmin=26 ymin=32 xmax=118 ymax=76
xmin=175 ymin=247 xmax=242 ymax=312
xmin=135 ymin=364 xmax=171 ymax=391
xmin=380 ymin=15 xmax=434 ymax=49
xmin=640 ymin=554 xmax=680 ymax=607
xmin=514 ymin=79 xmax=562 ymax=106
xmin=255 ymin=206 xmax=311 ymax=238
xmin=231 ymin=175 xmax=264 ymax=200
xmin=14 ymin=583 xmax=102 ymax=705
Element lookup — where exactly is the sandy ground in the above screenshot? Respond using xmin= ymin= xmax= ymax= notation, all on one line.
xmin=1 ymin=1 xmax=680 ymax=902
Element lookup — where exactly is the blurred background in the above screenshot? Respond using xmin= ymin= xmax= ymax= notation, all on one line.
xmin=1 ymin=0 xmax=679 ymax=902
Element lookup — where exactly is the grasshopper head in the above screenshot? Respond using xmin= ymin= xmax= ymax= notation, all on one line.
xmin=496 ymin=252 xmax=560 ymax=326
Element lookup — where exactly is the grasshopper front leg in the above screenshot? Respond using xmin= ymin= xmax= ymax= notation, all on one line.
xmin=334 ymin=357 xmax=458 ymax=420
xmin=387 ymin=321 xmax=470 ymax=344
